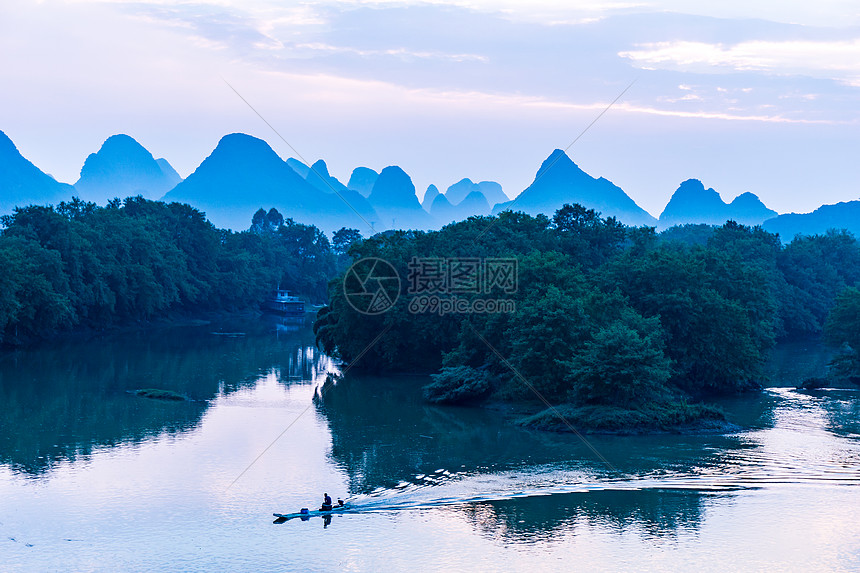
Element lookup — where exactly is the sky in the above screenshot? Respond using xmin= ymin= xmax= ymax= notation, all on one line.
xmin=1 ymin=0 xmax=859 ymax=216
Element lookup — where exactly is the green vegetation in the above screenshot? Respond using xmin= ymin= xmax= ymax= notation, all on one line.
xmin=316 ymin=205 xmax=860 ymax=431
xmin=424 ymin=365 xmax=494 ymax=404
xmin=5 ymin=193 xmax=858 ymax=430
xmin=516 ymin=402 xmax=727 ymax=434
xmin=824 ymin=286 xmax=860 ymax=384
xmin=0 ymin=197 xmax=356 ymax=346
xmin=133 ymin=388 xmax=188 ymax=401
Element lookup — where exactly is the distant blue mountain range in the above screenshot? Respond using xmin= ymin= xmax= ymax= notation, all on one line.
xmin=0 ymin=130 xmax=74 ymax=213
xmin=347 ymin=167 xmax=378 ymax=198
xmin=659 ymin=179 xmax=777 ymax=229
xmin=763 ymin=201 xmax=860 ymax=240
xmin=75 ymin=134 xmax=182 ymax=204
xmin=1 ymin=130 xmax=858 ymax=241
xmin=493 ymin=149 xmax=657 ymax=227
xmin=163 ymin=134 xmax=379 ymax=233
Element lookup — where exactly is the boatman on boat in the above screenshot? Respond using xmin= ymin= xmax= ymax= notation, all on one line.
xmin=321 ymin=493 xmax=333 ymax=511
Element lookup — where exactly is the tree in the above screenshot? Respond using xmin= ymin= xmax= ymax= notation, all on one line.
xmin=0 ymin=236 xmax=75 ymax=343
xmin=423 ymin=366 xmax=494 ymax=404
xmin=825 ymin=287 xmax=860 ymax=349
xmin=505 ymin=284 xmax=593 ymax=399
xmin=777 ymin=231 xmax=860 ymax=336
xmin=603 ymin=235 xmax=773 ymax=394
xmin=332 ymin=228 xmax=362 ymax=256
xmin=265 ymin=208 xmax=284 ymax=230
xmin=553 ymin=203 xmax=627 ymax=267
xmin=565 ymin=316 xmax=672 ymax=406
xmin=0 ymin=198 xmax=339 ymax=346
xmin=251 ymin=208 xmax=266 ymax=233
xmin=824 ymin=287 xmax=860 ymax=381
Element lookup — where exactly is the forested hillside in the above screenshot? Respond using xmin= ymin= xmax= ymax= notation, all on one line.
xmin=0 ymin=198 xmax=344 ymax=345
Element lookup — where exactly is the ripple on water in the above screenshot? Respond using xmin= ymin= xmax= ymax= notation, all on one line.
xmin=332 ymin=388 xmax=860 ymax=517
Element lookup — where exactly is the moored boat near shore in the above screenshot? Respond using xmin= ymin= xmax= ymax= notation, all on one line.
xmin=264 ymin=289 xmax=305 ymax=316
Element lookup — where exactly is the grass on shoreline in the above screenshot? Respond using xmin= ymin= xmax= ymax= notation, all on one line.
xmin=515 ymin=401 xmax=731 ymax=434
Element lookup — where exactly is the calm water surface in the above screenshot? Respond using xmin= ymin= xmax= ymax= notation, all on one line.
xmin=1 ymin=319 xmax=859 ymax=572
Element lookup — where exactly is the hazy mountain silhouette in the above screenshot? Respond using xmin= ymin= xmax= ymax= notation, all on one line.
xmin=162 ymin=133 xmax=378 ymax=233
xmin=286 ymin=158 xmax=310 ymax=179
xmin=762 ymin=201 xmax=860 ymax=241
xmin=422 ymin=184 xmax=440 ymax=211
xmin=305 ymin=159 xmax=349 ymax=194
xmin=12 ymin=131 xmax=856 ymax=240
xmin=0 ymin=130 xmax=74 ymax=214
xmin=367 ymin=166 xmax=434 ymax=230
xmin=445 ymin=178 xmax=507 ymax=207
xmin=429 ymin=193 xmax=454 ymax=221
xmin=458 ymin=191 xmax=491 ymax=216
xmin=477 ymin=181 xmax=507 ymax=206
xmin=347 ymin=167 xmax=379 ymax=198
xmin=156 ymin=158 xmax=182 ymax=185
xmin=431 ymin=189 xmax=491 ymax=223
xmin=659 ymin=179 xmax=776 ymax=229
xmin=74 ymin=134 xmax=181 ymax=203
xmin=495 ymin=149 xmax=656 ymax=226
xmin=729 ymin=192 xmax=777 ymax=223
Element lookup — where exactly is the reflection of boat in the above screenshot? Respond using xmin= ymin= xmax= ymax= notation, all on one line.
xmin=273 ymin=505 xmax=350 ymax=520
xmin=264 ymin=289 xmax=305 ymax=316
xmin=274 ymin=316 xmax=304 ymax=334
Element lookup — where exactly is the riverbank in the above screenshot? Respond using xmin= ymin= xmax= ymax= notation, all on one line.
xmin=417 ymin=368 xmax=745 ymax=435
xmin=0 ymin=309 xmax=291 ymax=352
xmin=513 ymin=401 xmax=740 ymax=435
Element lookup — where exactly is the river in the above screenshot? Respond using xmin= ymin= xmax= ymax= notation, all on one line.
xmin=1 ymin=317 xmax=859 ymax=571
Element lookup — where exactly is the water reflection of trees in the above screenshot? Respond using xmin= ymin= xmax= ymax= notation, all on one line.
xmin=459 ymin=489 xmax=711 ymax=543
xmin=317 ymin=373 xmax=758 ymax=537
xmin=318 ymin=373 xmax=550 ymax=493
xmin=814 ymin=390 xmax=860 ymax=438
xmin=764 ymin=338 xmax=833 ymax=388
xmin=0 ymin=317 xmax=324 ymax=476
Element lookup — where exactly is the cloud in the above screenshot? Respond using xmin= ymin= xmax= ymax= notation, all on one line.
xmin=620 ymin=39 xmax=860 ymax=86
xmin=293 ymin=42 xmax=489 ymax=62
xmin=5 ymin=0 xmax=860 ymax=216
xmin=322 ymin=0 xmax=645 ymax=22
xmin=246 ymin=67 xmax=844 ymax=125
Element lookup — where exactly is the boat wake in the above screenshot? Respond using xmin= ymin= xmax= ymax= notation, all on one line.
xmin=337 ymin=389 xmax=860 ymax=516
xmin=325 ymin=459 xmax=860 ymax=518
xmin=284 ymin=388 xmax=860 ymax=520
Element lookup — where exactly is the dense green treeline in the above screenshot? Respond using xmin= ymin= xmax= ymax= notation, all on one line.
xmin=315 ymin=205 xmax=860 ymax=429
xmin=0 ymin=198 xmax=347 ymax=346
xmin=825 ymin=286 xmax=860 ymax=382
xmin=4 ymin=193 xmax=858 ymax=419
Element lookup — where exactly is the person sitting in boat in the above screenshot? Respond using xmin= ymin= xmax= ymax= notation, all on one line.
xmin=321 ymin=493 xmax=333 ymax=511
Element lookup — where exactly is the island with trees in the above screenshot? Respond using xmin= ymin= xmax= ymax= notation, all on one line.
xmin=315 ymin=204 xmax=860 ymax=432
